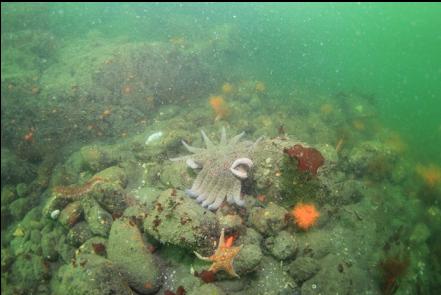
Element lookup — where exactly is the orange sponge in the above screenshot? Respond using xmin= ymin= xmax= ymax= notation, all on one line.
xmin=291 ymin=203 xmax=320 ymax=230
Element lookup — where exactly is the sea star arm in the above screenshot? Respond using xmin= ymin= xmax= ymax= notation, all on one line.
xmin=208 ymin=194 xmax=225 ymax=210
xmin=201 ymin=130 xmax=215 ymax=149
xmin=226 ymin=247 xmax=242 ymax=277
xmin=230 ymin=158 xmax=253 ymax=179
xmin=182 ymin=140 xmax=204 ymax=154
xmin=220 ymin=127 xmax=227 ymax=145
xmin=229 ymin=131 xmax=245 ymax=145
xmin=218 ymin=228 xmax=225 ymax=249
xmin=193 ymin=251 xmax=211 ymax=262
xmin=231 ymin=180 xmax=244 ymax=206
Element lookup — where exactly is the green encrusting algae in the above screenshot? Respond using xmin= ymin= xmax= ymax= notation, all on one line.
xmin=1 ymin=3 xmax=440 ymax=295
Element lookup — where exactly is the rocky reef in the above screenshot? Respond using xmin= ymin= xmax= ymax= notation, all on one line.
xmin=2 ymin=9 xmax=439 ymax=295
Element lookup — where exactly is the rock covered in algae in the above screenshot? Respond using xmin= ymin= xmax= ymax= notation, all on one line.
xmin=87 ymin=166 xmax=128 ymax=214
xmin=251 ymin=138 xmax=309 ymax=199
xmin=65 ymin=144 xmax=127 ymax=175
xmin=346 ymin=140 xmax=397 ymax=178
xmin=1 ymin=186 xmax=17 ymax=228
xmin=410 ymin=222 xmax=431 ymax=245
xmin=76 ymin=236 xmax=108 ymax=257
xmin=1 ymin=247 xmax=13 ymax=273
xmin=158 ymin=160 xmax=193 ymax=190
xmin=67 ymin=221 xmax=94 ymax=247
xmin=9 ymin=197 xmax=32 ymax=221
xmin=157 ymin=263 xmax=201 ymax=295
xmin=42 ymin=194 xmax=70 ymax=219
xmin=329 ymin=179 xmax=365 ymax=206
xmin=55 ymin=235 xmax=76 ymax=263
xmin=41 ymin=227 xmax=63 ymax=261
xmin=79 ymin=144 xmax=120 ymax=172
xmin=1 ymin=148 xmax=36 ymax=185
xmin=43 ymin=165 xmax=128 ymax=219
xmin=1 ymin=185 xmax=16 ymax=208
xmin=301 ymin=254 xmax=372 ymax=295
xmin=16 ymin=183 xmax=29 ymax=197
xmin=236 ymin=227 xmax=263 ymax=246
xmin=107 ymin=218 xmax=161 ymax=294
xmin=58 ymin=201 xmax=82 ymax=228
xmin=8 ymin=253 xmax=50 ymax=293
xmin=248 ymin=202 xmax=288 ymax=235
xmin=250 ymin=137 xmax=332 ymax=207
xmin=217 ymin=213 xmax=244 ymax=232
xmin=233 ymin=243 xmax=263 ymax=275
xmin=288 ymin=256 xmax=320 ymax=284
xmin=296 ymin=230 xmax=332 ymax=260
xmin=143 ymin=189 xmax=219 ymax=253
xmin=188 ymin=283 xmax=226 ymax=295
xmin=52 ymin=144 xmax=126 ymax=187
xmin=53 ymin=253 xmax=133 ymax=295
xmin=247 ymin=256 xmax=298 ymax=295
xmin=82 ymin=196 xmax=113 ymax=237
xmin=265 ymin=230 xmax=298 ymax=260
xmin=94 ymin=165 xmax=128 ymax=186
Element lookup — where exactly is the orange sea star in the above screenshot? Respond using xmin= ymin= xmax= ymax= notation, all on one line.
xmin=194 ymin=228 xmax=242 ymax=277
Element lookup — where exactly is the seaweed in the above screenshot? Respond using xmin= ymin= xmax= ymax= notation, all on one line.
xmin=378 ymin=254 xmax=409 ymax=295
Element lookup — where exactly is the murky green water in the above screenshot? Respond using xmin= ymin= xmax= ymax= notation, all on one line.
xmin=2 ymin=3 xmax=440 ymax=295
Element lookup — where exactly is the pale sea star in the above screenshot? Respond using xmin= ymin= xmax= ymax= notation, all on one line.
xmin=171 ymin=127 xmax=261 ymax=210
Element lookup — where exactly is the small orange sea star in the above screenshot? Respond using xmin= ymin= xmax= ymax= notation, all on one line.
xmin=194 ymin=228 xmax=242 ymax=277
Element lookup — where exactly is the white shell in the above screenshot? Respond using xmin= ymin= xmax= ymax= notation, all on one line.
xmin=145 ymin=131 xmax=163 ymax=145
xmin=50 ymin=209 xmax=61 ymax=220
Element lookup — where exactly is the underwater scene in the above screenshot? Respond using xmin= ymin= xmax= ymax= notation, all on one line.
xmin=1 ymin=3 xmax=441 ymax=295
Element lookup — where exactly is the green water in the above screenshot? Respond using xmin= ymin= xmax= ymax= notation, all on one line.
xmin=1 ymin=3 xmax=440 ymax=295
xmin=5 ymin=2 xmax=438 ymax=160
xmin=246 ymin=3 xmax=441 ymax=163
